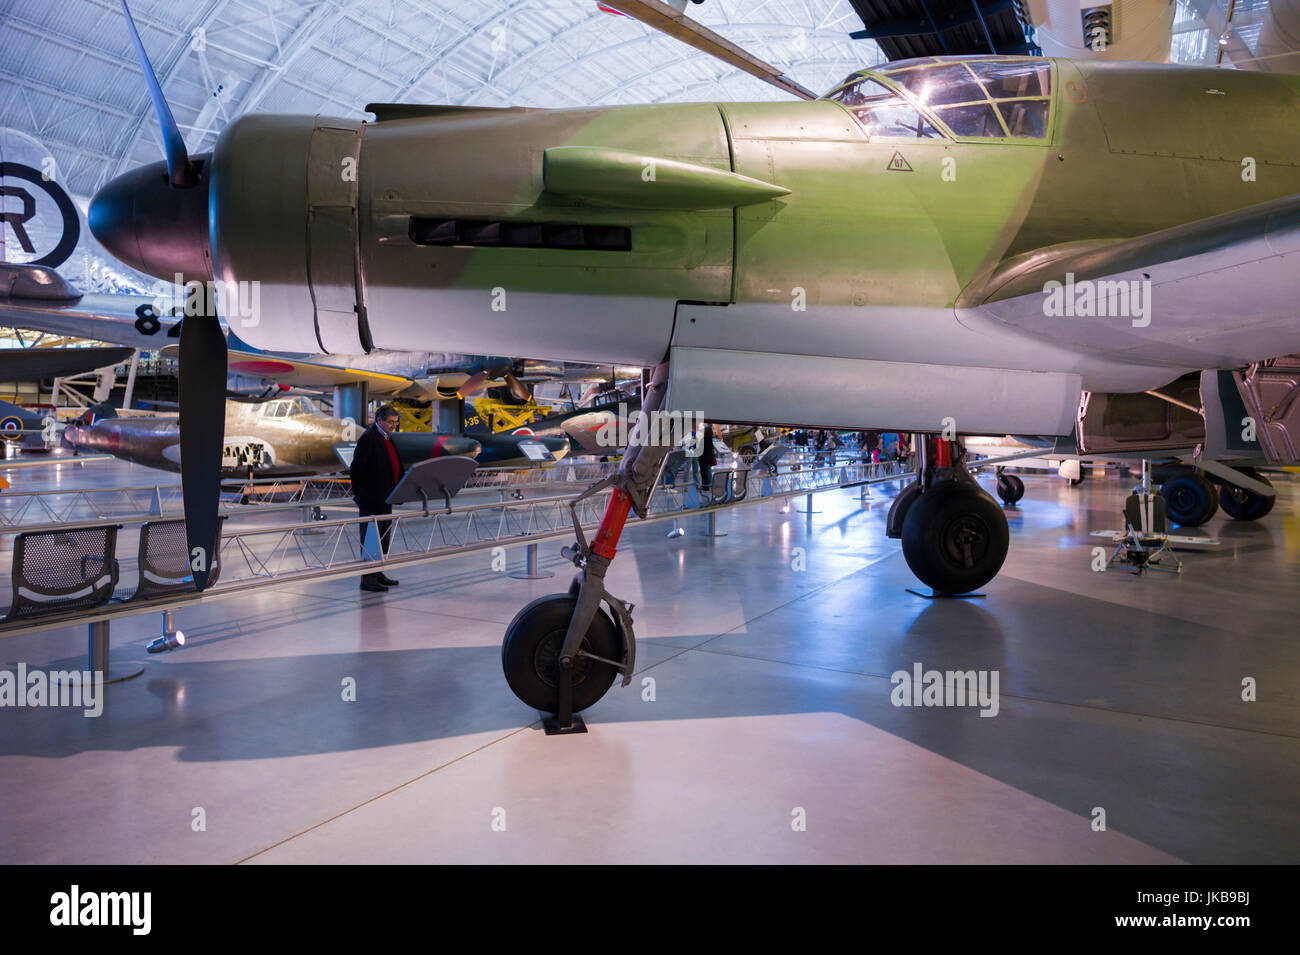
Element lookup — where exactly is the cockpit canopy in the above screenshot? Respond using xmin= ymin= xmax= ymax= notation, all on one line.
xmin=261 ymin=397 xmax=315 ymax=418
xmin=823 ymin=56 xmax=1054 ymax=142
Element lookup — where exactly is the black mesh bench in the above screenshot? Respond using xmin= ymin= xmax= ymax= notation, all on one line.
xmin=0 ymin=523 xmax=141 ymax=682
xmin=124 ymin=516 xmax=226 ymax=600
xmin=2 ymin=525 xmax=120 ymax=622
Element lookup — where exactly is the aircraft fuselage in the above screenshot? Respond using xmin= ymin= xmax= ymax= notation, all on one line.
xmin=92 ymin=57 xmax=1300 ymax=437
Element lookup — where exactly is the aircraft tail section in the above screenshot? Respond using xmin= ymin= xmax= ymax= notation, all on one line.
xmin=462 ymin=400 xmax=491 ymax=434
xmin=0 ymin=398 xmax=49 ymax=450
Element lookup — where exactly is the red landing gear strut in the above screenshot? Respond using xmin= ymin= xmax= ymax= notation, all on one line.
xmin=500 ymin=361 xmax=674 ymax=733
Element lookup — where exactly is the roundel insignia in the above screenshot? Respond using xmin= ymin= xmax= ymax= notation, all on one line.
xmin=513 ymin=427 xmax=533 ymax=436
xmin=0 ymin=161 xmax=80 ymax=268
xmin=0 ymin=415 xmax=25 ymax=441
xmin=1066 ymin=80 xmax=1087 ymax=103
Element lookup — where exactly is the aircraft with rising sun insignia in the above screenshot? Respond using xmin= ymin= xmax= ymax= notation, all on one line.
xmin=86 ymin=0 xmax=1300 ymax=719
xmin=61 ymin=394 xmax=567 ymax=477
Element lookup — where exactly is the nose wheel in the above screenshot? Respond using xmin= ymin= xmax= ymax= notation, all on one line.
xmin=502 ymin=594 xmax=622 ymax=715
xmin=498 ymin=361 xmax=672 ymax=731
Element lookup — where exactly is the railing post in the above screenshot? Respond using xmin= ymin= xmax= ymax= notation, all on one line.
xmin=509 ymin=541 xmax=554 ymax=579
xmin=796 ymin=492 xmax=820 ymax=514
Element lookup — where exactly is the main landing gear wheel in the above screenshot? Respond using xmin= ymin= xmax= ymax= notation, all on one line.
xmin=901 ymin=482 xmax=1009 ymax=595
xmin=996 ymin=471 xmax=1025 ymax=506
xmin=1219 ymin=470 xmax=1275 ymax=521
xmin=501 ymin=594 xmax=621 ymax=713
xmin=1161 ymin=472 xmax=1218 ymax=526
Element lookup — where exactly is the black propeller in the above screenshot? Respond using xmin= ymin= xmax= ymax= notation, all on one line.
xmin=454 ymin=368 xmax=494 ymax=399
xmin=118 ymin=0 xmax=196 ymax=188
xmin=502 ymin=371 xmax=531 ymax=403
xmin=455 ymin=357 xmax=517 ymax=399
xmin=117 ymin=0 xmax=225 ymax=588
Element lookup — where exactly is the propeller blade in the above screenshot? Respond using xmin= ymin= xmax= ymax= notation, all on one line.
xmin=455 ymin=370 xmax=491 ymax=398
xmin=504 ymin=372 xmax=531 ymax=403
xmin=178 ymin=284 xmax=226 ymax=590
xmin=118 ymin=0 xmax=196 ymax=188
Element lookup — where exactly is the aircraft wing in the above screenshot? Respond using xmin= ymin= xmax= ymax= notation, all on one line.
xmin=0 ymin=345 xmax=134 ymax=380
xmin=598 ymin=1 xmax=816 ymax=100
xmin=0 ymin=263 xmax=193 ymax=348
xmin=958 ymin=191 xmax=1300 ymax=372
xmin=183 ymin=345 xmax=417 ymax=397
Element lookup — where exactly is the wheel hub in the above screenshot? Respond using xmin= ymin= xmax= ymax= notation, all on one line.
xmin=1169 ymin=487 xmax=1194 ymax=510
xmin=532 ymin=628 xmax=596 ymax=689
xmin=942 ymin=513 xmax=989 ymax=569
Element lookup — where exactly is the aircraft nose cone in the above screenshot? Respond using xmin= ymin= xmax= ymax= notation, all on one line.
xmin=89 ymin=156 xmax=212 ymax=282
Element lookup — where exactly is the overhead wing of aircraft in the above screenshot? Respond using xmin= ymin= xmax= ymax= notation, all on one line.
xmin=598 ymin=0 xmax=816 ymax=100
xmin=0 ymin=345 xmax=134 ymax=380
xmin=0 ymin=262 xmax=204 ymax=350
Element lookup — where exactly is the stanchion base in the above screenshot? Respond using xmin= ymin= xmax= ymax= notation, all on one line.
xmin=905 ymin=588 xmax=987 ymax=600
xmin=98 ymin=663 xmax=146 ymax=685
xmin=542 ymin=714 xmax=588 ymax=735
xmin=509 ymin=571 xmax=555 ymax=580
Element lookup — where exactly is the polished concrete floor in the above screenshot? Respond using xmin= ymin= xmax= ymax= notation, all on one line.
xmin=1 ymin=456 xmax=1297 ymax=864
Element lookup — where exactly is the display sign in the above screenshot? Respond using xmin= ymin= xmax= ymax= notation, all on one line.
xmin=519 ymin=441 xmax=554 ymax=462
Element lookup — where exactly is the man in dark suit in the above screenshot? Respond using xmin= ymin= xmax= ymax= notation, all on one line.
xmin=350 ymin=404 xmax=404 ymax=592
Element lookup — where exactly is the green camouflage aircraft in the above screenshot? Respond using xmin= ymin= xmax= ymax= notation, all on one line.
xmin=89 ymin=0 xmax=1300 ymax=718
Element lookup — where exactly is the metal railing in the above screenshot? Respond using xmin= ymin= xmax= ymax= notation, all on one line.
xmin=0 ymin=476 xmax=357 ymax=529
xmin=0 ymin=461 xmax=632 ymax=530
xmin=0 ymin=457 xmax=918 ymax=638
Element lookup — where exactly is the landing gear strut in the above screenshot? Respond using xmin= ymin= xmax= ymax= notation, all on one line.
xmin=501 ymin=362 xmax=673 ymax=729
xmin=887 ymin=435 xmax=1009 ymax=595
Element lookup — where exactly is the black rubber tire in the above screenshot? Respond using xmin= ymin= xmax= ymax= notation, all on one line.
xmin=996 ymin=472 xmax=1025 ymax=505
xmin=1069 ymin=467 xmax=1086 ymax=487
xmin=1161 ymin=472 xmax=1218 ymax=526
xmin=902 ymin=481 xmax=1010 ymax=595
xmin=886 ymin=480 xmax=924 ymax=539
xmin=501 ymin=594 xmax=621 ymax=713
xmin=1151 ymin=462 xmax=1195 ymax=486
xmin=1218 ymin=470 xmax=1275 ymax=521
xmin=738 ymin=444 xmax=758 ymax=466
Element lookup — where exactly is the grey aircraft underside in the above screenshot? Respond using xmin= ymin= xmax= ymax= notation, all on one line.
xmin=0 ymin=263 xmax=634 ymax=400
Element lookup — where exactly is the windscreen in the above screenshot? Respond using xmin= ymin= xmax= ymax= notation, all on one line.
xmin=875 ymin=57 xmax=1053 ymax=140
